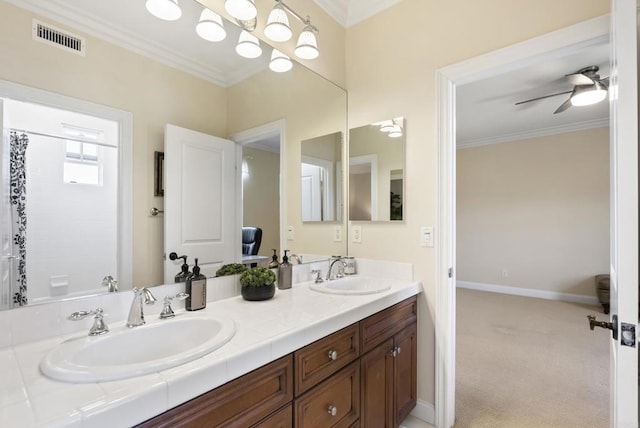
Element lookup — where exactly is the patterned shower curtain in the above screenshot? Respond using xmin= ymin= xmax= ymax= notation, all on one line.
xmin=9 ymin=131 xmax=28 ymax=306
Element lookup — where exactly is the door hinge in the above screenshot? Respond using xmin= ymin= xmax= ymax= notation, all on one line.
xmin=448 ymin=267 xmax=453 ymax=278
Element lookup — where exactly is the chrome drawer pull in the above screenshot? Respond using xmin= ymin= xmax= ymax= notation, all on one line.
xmin=397 ymin=346 xmax=401 ymax=355
xmin=328 ymin=350 xmax=338 ymax=361
xmin=327 ymin=405 xmax=338 ymax=416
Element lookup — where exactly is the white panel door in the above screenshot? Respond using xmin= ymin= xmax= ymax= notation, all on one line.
xmin=608 ymin=0 xmax=638 ymax=426
xmin=301 ymin=162 xmax=322 ymax=221
xmin=164 ymin=124 xmax=237 ymax=282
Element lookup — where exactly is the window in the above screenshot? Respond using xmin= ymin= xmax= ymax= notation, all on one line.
xmin=63 ymin=140 xmax=102 ymax=185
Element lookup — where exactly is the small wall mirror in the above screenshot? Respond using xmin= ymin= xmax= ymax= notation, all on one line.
xmin=301 ymin=132 xmax=343 ymax=222
xmin=348 ymin=118 xmax=405 ymax=222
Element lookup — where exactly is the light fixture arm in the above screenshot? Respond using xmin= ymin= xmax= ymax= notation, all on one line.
xmin=275 ymin=0 xmax=319 ymax=33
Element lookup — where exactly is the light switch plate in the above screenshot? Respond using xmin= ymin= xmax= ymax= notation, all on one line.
xmin=420 ymin=226 xmax=434 ymax=247
xmin=352 ymin=225 xmax=362 ymax=243
xmin=287 ymin=226 xmax=294 ymax=241
xmin=334 ymin=226 xmax=342 ymax=242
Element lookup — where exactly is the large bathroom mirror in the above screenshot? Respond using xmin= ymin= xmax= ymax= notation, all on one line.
xmin=349 ymin=118 xmax=405 ymax=222
xmin=301 ymin=132 xmax=343 ymax=222
xmin=0 ymin=0 xmax=347 ymax=309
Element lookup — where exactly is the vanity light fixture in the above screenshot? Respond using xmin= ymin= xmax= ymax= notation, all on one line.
xmin=225 ymin=0 xmax=257 ymax=21
xmin=388 ymin=125 xmax=403 ymax=138
xmin=145 ymin=0 xmax=182 ymax=21
xmin=235 ymin=30 xmax=262 ymax=59
xmin=264 ymin=3 xmax=292 ymax=42
xmin=294 ymin=23 xmax=319 ymax=60
xmin=269 ymin=49 xmax=293 ymax=72
xmin=570 ymin=81 xmax=608 ymax=107
xmin=196 ymin=9 xmax=226 ymax=42
xmin=379 ymin=120 xmax=395 ymax=133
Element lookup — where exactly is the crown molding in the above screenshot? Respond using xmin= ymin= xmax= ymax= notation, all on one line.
xmin=312 ymin=0 xmax=349 ymax=27
xmin=457 ymin=117 xmax=609 ymax=149
xmin=312 ymin=0 xmax=403 ymax=27
xmin=5 ymin=0 xmax=233 ymax=87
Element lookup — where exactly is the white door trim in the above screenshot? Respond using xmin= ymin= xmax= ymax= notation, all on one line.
xmin=230 ymin=120 xmax=287 ymax=254
xmin=435 ymin=15 xmax=610 ymax=428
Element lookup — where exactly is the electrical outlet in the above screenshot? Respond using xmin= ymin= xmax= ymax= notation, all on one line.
xmin=287 ymin=226 xmax=294 ymax=241
xmin=352 ymin=225 xmax=362 ymax=243
xmin=334 ymin=226 xmax=342 ymax=242
xmin=420 ymin=226 xmax=434 ymax=247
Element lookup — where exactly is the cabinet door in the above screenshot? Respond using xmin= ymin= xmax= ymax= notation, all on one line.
xmin=394 ymin=323 xmax=417 ymax=426
xmin=360 ymin=338 xmax=394 ymax=428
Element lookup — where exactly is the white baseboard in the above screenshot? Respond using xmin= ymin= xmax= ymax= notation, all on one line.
xmin=457 ymin=280 xmax=600 ymax=306
xmin=410 ymin=399 xmax=435 ymax=425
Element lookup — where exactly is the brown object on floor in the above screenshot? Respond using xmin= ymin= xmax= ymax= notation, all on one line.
xmin=594 ymin=274 xmax=610 ymax=314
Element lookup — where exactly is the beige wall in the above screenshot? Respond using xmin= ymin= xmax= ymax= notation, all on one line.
xmin=345 ymin=0 xmax=609 ymax=406
xmin=242 ymin=147 xmax=280 ymax=257
xmin=227 ymin=66 xmax=348 ymax=257
xmin=0 ymin=2 xmax=228 ymax=287
xmin=457 ymin=128 xmax=610 ymax=296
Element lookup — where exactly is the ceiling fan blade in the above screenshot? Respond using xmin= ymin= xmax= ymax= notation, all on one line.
xmin=553 ymin=97 xmax=573 ymax=114
xmin=515 ymin=90 xmax=572 ymax=106
xmin=566 ymin=72 xmax=595 ymax=86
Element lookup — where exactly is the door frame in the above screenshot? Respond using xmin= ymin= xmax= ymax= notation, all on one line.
xmin=0 ymin=80 xmax=133 ymax=294
xmin=230 ymin=119 xmax=287 ymax=255
xmin=434 ymin=15 xmax=610 ymax=428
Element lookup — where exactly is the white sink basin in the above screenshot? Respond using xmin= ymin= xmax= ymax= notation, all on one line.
xmin=40 ymin=315 xmax=236 ymax=383
xmin=310 ymin=276 xmax=392 ymax=295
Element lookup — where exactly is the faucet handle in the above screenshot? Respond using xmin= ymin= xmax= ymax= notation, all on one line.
xmin=311 ymin=269 xmax=323 ymax=283
xmin=68 ymin=308 xmax=109 ymax=336
xmin=101 ymin=275 xmax=118 ymax=292
xmin=160 ymin=292 xmax=189 ymax=319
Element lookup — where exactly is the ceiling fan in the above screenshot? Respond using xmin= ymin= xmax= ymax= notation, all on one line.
xmin=515 ymin=65 xmax=609 ymax=114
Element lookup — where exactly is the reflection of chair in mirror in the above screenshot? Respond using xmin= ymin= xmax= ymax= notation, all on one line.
xmin=242 ymin=227 xmax=262 ymax=267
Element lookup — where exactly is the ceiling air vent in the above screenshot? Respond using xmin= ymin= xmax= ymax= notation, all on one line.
xmin=32 ymin=19 xmax=85 ymax=56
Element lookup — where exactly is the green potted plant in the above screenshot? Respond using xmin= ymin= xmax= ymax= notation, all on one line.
xmin=215 ymin=263 xmax=247 ymax=277
xmin=240 ymin=267 xmax=276 ymax=301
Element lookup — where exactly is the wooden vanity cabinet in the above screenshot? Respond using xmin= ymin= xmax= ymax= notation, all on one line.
xmin=136 ymin=356 xmax=293 ymax=428
xmin=136 ymin=296 xmax=417 ymax=428
xmin=360 ymin=297 xmax=418 ymax=428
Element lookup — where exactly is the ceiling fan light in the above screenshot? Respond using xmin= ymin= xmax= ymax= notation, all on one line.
xmin=196 ymin=9 xmax=226 ymax=42
xmin=294 ymin=25 xmax=319 ymax=60
xmin=570 ymin=82 xmax=608 ymax=107
xmin=265 ymin=4 xmax=292 ymax=42
xmin=269 ymin=49 xmax=293 ymax=73
xmin=146 ymin=0 xmax=182 ymax=21
xmin=235 ymin=30 xmax=262 ymax=59
xmin=225 ymin=0 xmax=257 ymax=21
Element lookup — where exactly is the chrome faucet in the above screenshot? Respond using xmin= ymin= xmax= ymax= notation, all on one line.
xmin=326 ymin=257 xmax=347 ymax=280
xmin=68 ymin=308 xmax=109 ymax=336
xmin=289 ymin=254 xmax=303 ymax=264
xmin=126 ymin=287 xmax=157 ymax=327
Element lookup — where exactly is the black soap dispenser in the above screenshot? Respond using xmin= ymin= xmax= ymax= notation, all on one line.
xmin=186 ymin=258 xmax=207 ymax=311
xmin=170 ymin=253 xmax=191 ymax=283
xmin=268 ymin=249 xmax=280 ymax=269
xmin=277 ymin=250 xmax=292 ymax=290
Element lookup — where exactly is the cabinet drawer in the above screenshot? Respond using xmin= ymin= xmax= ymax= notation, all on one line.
xmin=253 ymin=404 xmax=292 ymax=428
xmin=294 ymin=361 xmax=360 ymax=428
xmin=360 ymin=296 xmax=417 ymax=354
xmin=137 ymin=355 xmax=293 ymax=428
xmin=294 ymin=323 xmax=359 ymax=395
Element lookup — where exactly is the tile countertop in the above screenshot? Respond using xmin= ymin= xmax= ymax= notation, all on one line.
xmin=1 ymin=277 xmax=422 ymax=427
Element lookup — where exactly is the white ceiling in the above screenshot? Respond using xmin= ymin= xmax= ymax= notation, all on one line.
xmin=457 ymin=41 xmax=610 ymax=148
xmin=313 ymin=0 xmax=403 ymax=27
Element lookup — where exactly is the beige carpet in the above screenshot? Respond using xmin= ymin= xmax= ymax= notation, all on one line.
xmin=455 ymin=289 xmax=609 ymax=428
